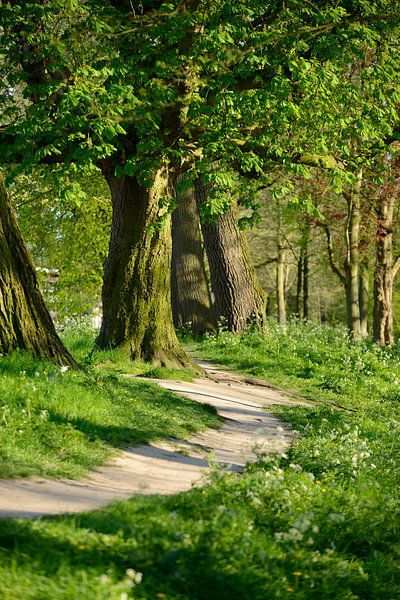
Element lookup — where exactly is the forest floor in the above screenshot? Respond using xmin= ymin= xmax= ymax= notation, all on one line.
xmin=0 ymin=360 xmax=295 ymax=518
xmin=0 ymin=322 xmax=399 ymax=599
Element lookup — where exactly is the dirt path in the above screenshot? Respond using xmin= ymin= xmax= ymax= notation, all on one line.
xmin=0 ymin=361 xmax=298 ymax=519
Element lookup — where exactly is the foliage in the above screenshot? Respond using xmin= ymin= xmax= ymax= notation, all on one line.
xmin=0 ymin=323 xmax=399 ymax=597
xmin=7 ymin=168 xmax=111 ymax=319
xmin=1 ymin=1 xmax=399 ymax=215
xmin=0 ymin=324 xmax=218 ymax=479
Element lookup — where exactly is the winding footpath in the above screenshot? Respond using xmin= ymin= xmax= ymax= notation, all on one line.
xmin=0 ymin=361 xmax=299 ymax=519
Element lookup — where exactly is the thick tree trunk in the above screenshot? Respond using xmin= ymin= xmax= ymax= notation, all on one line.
xmin=0 ymin=177 xmax=78 ymax=368
xmin=196 ymin=181 xmax=266 ymax=331
xmin=97 ymin=163 xmax=190 ymax=367
xmin=276 ymin=243 xmax=287 ymax=324
xmin=373 ymin=193 xmax=398 ymax=345
xmin=171 ymin=186 xmax=215 ymax=334
xmin=359 ymin=259 xmax=369 ymax=338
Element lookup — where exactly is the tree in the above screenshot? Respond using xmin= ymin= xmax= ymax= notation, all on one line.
xmin=171 ymin=184 xmax=215 ymax=335
xmin=96 ymin=160 xmax=190 ymax=366
xmin=196 ymin=180 xmax=266 ymax=331
xmin=373 ymin=157 xmax=400 ymax=345
xmin=0 ymin=175 xmax=78 ymax=368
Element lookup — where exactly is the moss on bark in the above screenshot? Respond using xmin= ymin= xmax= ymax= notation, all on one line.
xmin=97 ymin=163 xmax=191 ymax=367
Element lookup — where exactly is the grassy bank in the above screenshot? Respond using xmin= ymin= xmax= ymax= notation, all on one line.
xmin=0 ymin=325 xmax=218 ymax=479
xmin=0 ymin=322 xmax=399 ymax=598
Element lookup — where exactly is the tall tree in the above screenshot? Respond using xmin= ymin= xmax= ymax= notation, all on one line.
xmin=373 ymin=161 xmax=400 ymax=345
xmin=197 ymin=180 xmax=266 ymax=331
xmin=0 ymin=176 xmax=78 ymax=368
xmin=96 ymin=161 xmax=189 ymax=366
xmin=171 ymin=184 xmax=215 ymax=335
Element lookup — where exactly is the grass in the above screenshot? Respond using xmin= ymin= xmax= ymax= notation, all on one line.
xmin=0 ymin=325 xmax=219 ymax=479
xmin=0 ymin=321 xmax=399 ymax=598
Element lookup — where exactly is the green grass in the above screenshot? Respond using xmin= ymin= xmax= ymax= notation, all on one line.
xmin=0 ymin=326 xmax=219 ymax=479
xmin=61 ymin=323 xmax=198 ymax=381
xmin=1 ymin=322 xmax=400 ymax=598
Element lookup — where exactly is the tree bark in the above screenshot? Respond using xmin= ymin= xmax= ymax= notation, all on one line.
xmin=373 ymin=191 xmax=398 ymax=345
xmin=276 ymin=243 xmax=287 ymax=324
xmin=196 ymin=181 xmax=266 ymax=331
xmin=303 ymin=245 xmax=309 ymax=320
xmin=171 ymin=185 xmax=215 ymax=334
xmin=97 ymin=163 xmax=190 ymax=367
xmin=295 ymin=248 xmax=303 ymax=319
xmin=0 ymin=176 xmax=78 ymax=368
xmin=343 ymin=174 xmax=362 ymax=340
xmin=359 ymin=259 xmax=369 ymax=338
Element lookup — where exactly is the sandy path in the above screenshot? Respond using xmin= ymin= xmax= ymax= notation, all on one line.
xmin=0 ymin=361 xmax=297 ymax=519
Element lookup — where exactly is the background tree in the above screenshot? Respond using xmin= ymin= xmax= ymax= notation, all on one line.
xmin=171 ymin=183 xmax=215 ymax=335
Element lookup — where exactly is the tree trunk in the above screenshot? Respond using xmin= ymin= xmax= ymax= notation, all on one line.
xmin=344 ymin=175 xmax=362 ymax=340
xmin=359 ymin=259 xmax=369 ymax=338
xmin=0 ymin=176 xmax=78 ymax=368
xmin=171 ymin=185 xmax=215 ymax=334
xmin=97 ymin=163 xmax=190 ymax=367
xmin=303 ymin=246 xmax=309 ymax=320
xmin=196 ymin=181 xmax=266 ymax=331
xmin=276 ymin=243 xmax=287 ymax=324
xmin=295 ymin=248 xmax=303 ymax=319
xmin=373 ymin=192 xmax=398 ymax=345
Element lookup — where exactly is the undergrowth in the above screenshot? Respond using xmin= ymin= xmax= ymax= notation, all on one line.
xmin=0 ymin=322 xmax=399 ymax=598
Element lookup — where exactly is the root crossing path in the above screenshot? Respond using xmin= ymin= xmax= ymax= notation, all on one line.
xmin=0 ymin=361 xmax=297 ymax=519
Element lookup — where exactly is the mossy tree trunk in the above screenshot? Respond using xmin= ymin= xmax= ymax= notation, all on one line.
xmin=171 ymin=185 xmax=215 ymax=335
xmin=196 ymin=180 xmax=266 ymax=331
xmin=0 ymin=177 xmax=78 ymax=368
xmin=97 ymin=161 xmax=190 ymax=367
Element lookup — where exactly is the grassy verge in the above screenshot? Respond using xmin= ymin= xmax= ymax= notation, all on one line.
xmin=0 ymin=322 xmax=399 ymax=598
xmin=0 ymin=326 xmax=218 ymax=479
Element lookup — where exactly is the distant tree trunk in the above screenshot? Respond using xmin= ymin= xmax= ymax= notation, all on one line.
xmin=373 ymin=190 xmax=399 ymax=345
xmin=295 ymin=248 xmax=303 ymax=319
xmin=276 ymin=243 xmax=287 ymax=324
xmin=359 ymin=259 xmax=369 ymax=338
xmin=343 ymin=181 xmax=362 ymax=340
xmin=171 ymin=185 xmax=215 ymax=334
xmin=0 ymin=177 xmax=78 ymax=368
xmin=303 ymin=246 xmax=309 ymax=320
xmin=196 ymin=181 xmax=266 ymax=331
xmin=323 ymin=172 xmax=363 ymax=339
xmin=97 ymin=162 xmax=190 ymax=367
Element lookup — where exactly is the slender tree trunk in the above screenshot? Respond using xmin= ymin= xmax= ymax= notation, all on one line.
xmin=196 ymin=181 xmax=266 ymax=331
xmin=344 ymin=175 xmax=362 ymax=340
xmin=276 ymin=243 xmax=287 ymax=324
xmin=303 ymin=246 xmax=309 ymax=320
xmin=97 ymin=162 xmax=190 ymax=367
xmin=295 ymin=248 xmax=303 ymax=319
xmin=373 ymin=192 xmax=398 ymax=345
xmin=0 ymin=177 xmax=78 ymax=368
xmin=171 ymin=185 xmax=215 ymax=334
xmin=359 ymin=259 xmax=369 ymax=338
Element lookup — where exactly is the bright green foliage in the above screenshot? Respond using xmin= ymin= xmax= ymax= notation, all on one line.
xmin=9 ymin=169 xmax=111 ymax=318
xmin=1 ymin=322 xmax=400 ymax=598
xmin=1 ymin=1 xmax=399 ymax=214
xmin=0 ymin=325 xmax=219 ymax=479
